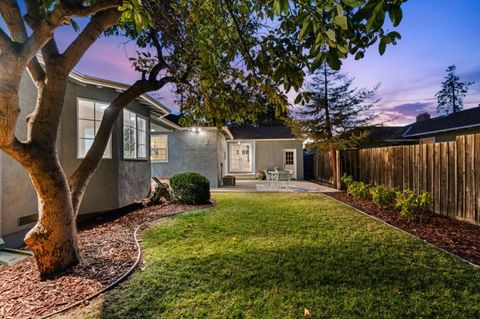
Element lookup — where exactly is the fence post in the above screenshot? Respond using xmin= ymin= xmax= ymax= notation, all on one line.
xmin=336 ymin=150 xmax=342 ymax=190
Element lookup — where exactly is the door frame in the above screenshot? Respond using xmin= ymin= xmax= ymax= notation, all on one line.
xmin=229 ymin=142 xmax=254 ymax=173
xmin=283 ymin=148 xmax=297 ymax=179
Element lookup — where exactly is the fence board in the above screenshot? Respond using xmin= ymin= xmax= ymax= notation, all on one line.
xmin=313 ymin=132 xmax=480 ymax=225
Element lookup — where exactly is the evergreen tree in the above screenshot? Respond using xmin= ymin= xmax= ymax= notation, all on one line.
xmin=288 ymin=64 xmax=378 ymax=186
xmin=435 ymin=65 xmax=474 ymax=114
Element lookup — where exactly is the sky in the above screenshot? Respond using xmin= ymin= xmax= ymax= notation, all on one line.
xmin=4 ymin=0 xmax=480 ymax=126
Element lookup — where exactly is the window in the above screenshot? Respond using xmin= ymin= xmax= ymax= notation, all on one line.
xmin=77 ymin=98 xmax=112 ymax=158
xmin=123 ymin=109 xmax=147 ymax=159
xmin=151 ymin=134 xmax=168 ymax=162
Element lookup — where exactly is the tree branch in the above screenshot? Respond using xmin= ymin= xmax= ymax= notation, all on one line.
xmin=62 ymin=8 xmax=121 ymax=71
xmin=0 ymin=27 xmax=12 ymax=49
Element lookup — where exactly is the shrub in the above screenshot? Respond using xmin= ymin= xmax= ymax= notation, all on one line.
xmin=170 ymin=172 xmax=210 ymax=204
xmin=340 ymin=174 xmax=354 ymax=188
xmin=395 ymin=190 xmax=432 ymax=219
xmin=347 ymin=181 xmax=370 ymax=200
xmin=370 ymin=184 xmax=397 ymax=208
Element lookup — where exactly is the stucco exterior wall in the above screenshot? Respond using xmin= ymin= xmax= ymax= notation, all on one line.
xmin=1 ymin=73 xmax=40 ymax=239
xmin=1 ymin=74 xmax=155 ymax=242
xmin=151 ymin=129 xmax=221 ymax=187
xmin=254 ymin=140 xmax=304 ymax=180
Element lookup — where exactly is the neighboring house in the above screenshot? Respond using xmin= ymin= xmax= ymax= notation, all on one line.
xmin=151 ymin=119 xmax=304 ymax=186
xmin=367 ymin=107 xmax=480 ymax=146
xmin=0 ymin=71 xmax=169 ymax=247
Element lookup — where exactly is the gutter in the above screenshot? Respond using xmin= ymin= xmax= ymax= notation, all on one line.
xmin=403 ymin=123 xmax=480 ymax=138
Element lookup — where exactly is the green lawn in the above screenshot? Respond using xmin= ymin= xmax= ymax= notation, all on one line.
xmin=95 ymin=193 xmax=480 ymax=318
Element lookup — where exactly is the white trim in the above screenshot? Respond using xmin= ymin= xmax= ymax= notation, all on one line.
xmin=76 ymin=97 xmax=113 ymax=160
xmin=223 ymin=127 xmax=234 ymax=140
xmin=123 ymin=109 xmax=149 ymax=160
xmin=68 ymin=70 xmax=171 ymax=114
xmin=403 ymin=123 xmax=480 ymax=137
xmin=151 ymin=134 xmax=169 ymax=163
xmin=283 ymin=148 xmax=297 ymax=179
xmin=228 ymin=141 xmax=254 ymax=173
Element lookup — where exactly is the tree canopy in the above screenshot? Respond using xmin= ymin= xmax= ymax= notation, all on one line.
xmin=435 ymin=65 xmax=475 ymax=115
xmin=0 ymin=0 xmax=405 ymax=276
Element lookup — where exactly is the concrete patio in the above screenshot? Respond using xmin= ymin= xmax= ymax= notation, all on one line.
xmin=211 ymin=180 xmax=338 ymax=193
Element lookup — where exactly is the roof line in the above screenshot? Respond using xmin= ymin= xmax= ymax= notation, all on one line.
xmin=403 ymin=123 xmax=480 ymax=137
xmin=68 ymin=70 xmax=171 ymax=114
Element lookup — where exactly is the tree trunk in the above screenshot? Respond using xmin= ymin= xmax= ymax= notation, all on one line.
xmin=329 ymin=147 xmax=337 ymax=187
xmin=24 ymin=155 xmax=79 ymax=279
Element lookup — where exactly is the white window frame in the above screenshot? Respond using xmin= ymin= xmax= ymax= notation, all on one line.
xmin=123 ymin=109 xmax=148 ymax=160
xmin=151 ymin=134 xmax=169 ymax=163
xmin=76 ymin=97 xmax=112 ymax=159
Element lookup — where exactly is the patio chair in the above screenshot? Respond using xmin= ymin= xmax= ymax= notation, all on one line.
xmin=278 ymin=171 xmax=292 ymax=190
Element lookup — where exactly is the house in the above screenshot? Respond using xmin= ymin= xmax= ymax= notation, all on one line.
xmin=0 ymin=71 xmax=169 ymax=247
xmin=151 ymin=119 xmax=304 ymax=187
xmin=367 ymin=107 xmax=480 ymax=146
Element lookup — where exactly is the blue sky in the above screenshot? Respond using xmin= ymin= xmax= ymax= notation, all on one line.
xmin=4 ymin=0 xmax=480 ymax=125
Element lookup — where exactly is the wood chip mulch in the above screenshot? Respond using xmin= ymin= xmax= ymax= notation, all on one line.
xmin=0 ymin=202 xmax=211 ymax=319
xmin=325 ymin=191 xmax=480 ymax=266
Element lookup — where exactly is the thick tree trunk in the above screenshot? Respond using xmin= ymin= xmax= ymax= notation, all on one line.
xmin=24 ymin=155 xmax=79 ymax=278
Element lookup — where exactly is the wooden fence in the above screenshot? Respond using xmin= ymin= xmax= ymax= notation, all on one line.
xmin=313 ymin=152 xmax=333 ymax=184
xmin=313 ymin=133 xmax=480 ymax=225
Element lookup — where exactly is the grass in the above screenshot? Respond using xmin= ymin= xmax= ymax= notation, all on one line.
xmin=93 ymin=193 xmax=480 ymax=318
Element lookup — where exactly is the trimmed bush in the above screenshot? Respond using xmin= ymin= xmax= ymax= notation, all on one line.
xmin=395 ymin=190 xmax=432 ymax=219
xmin=170 ymin=172 xmax=211 ymax=204
xmin=256 ymin=170 xmax=266 ymax=180
xmin=370 ymin=184 xmax=397 ymax=208
xmin=347 ymin=181 xmax=370 ymax=200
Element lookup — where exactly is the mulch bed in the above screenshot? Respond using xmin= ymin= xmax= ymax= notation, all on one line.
xmin=325 ymin=191 xmax=480 ymax=266
xmin=0 ymin=202 xmax=211 ymax=319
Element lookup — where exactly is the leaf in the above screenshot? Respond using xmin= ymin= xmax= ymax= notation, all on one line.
xmin=294 ymin=93 xmax=303 ymax=104
xmin=298 ymin=19 xmax=311 ymax=41
xmin=366 ymin=0 xmax=384 ymax=31
xmin=354 ymin=51 xmax=364 ymax=60
xmin=333 ymin=15 xmax=348 ymax=30
xmin=326 ymin=50 xmax=341 ymax=70
xmin=388 ymin=5 xmax=403 ymax=26
xmin=310 ymin=54 xmax=325 ymax=71
xmin=378 ymin=38 xmax=386 ymax=55
xmin=304 ymin=308 xmax=312 ymax=317
xmin=341 ymin=0 xmax=365 ymax=7
xmin=326 ymin=30 xmax=336 ymax=43
xmin=70 ymin=19 xmax=79 ymax=32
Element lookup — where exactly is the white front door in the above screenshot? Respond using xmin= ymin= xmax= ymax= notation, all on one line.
xmin=230 ymin=143 xmax=252 ymax=172
xmin=283 ymin=149 xmax=297 ymax=179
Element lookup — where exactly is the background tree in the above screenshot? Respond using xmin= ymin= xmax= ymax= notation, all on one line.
xmin=0 ymin=0 xmax=404 ymax=277
xmin=288 ymin=63 xmax=378 ymax=186
xmin=435 ymin=65 xmax=474 ymax=114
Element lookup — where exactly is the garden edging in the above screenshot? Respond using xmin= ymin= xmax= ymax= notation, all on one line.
xmin=322 ymin=192 xmax=480 ymax=268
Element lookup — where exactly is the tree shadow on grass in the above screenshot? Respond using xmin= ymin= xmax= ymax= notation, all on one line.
xmin=97 ymin=239 xmax=480 ymax=319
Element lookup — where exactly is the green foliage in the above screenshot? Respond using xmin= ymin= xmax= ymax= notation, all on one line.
xmin=340 ymin=173 xmax=354 ymax=188
xmin=347 ymin=181 xmax=370 ymax=200
xmin=369 ymin=184 xmax=397 ymax=208
xmin=288 ymin=64 xmax=378 ymax=153
xmin=112 ymin=0 xmax=405 ymax=126
xmin=170 ymin=172 xmax=211 ymax=205
xmin=395 ymin=190 xmax=432 ymax=219
xmin=435 ymin=65 xmax=475 ymax=115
